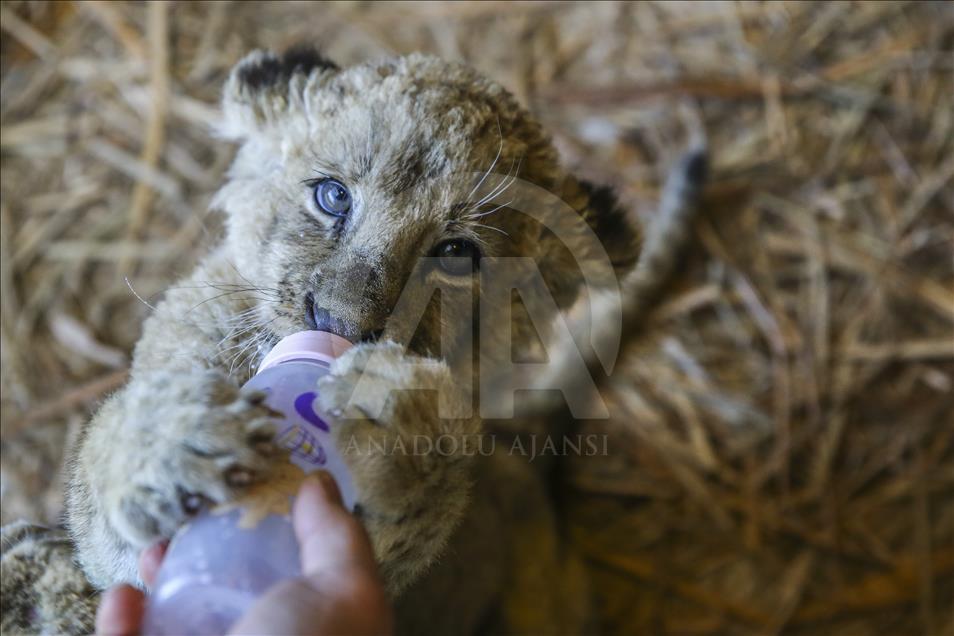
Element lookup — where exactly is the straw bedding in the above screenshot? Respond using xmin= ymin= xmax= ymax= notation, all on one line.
xmin=1 ymin=2 xmax=951 ymax=634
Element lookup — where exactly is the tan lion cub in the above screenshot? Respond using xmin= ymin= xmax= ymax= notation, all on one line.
xmin=61 ymin=47 xmax=705 ymax=634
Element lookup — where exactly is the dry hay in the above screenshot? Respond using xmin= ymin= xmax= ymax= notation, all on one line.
xmin=1 ymin=2 xmax=952 ymax=635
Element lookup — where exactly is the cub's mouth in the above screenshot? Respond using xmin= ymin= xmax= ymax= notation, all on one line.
xmin=303 ymin=292 xmax=383 ymax=343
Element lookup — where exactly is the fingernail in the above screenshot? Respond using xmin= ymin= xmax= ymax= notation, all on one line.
xmin=309 ymin=471 xmax=342 ymax=506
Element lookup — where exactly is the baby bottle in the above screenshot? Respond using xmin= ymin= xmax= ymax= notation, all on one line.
xmin=143 ymin=330 xmax=354 ymax=635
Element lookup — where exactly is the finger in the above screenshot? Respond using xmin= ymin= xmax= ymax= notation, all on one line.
xmin=230 ymin=575 xmax=392 ymax=636
xmin=95 ymin=585 xmax=145 ymax=636
xmin=293 ymin=474 xmax=378 ymax=579
xmin=230 ymin=475 xmax=393 ymax=636
xmin=228 ymin=578 xmax=327 ymax=635
xmin=138 ymin=540 xmax=168 ymax=589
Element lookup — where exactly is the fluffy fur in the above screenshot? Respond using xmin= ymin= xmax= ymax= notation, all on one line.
xmin=1 ymin=522 xmax=97 ymax=635
xmin=2 ymin=48 xmax=704 ymax=634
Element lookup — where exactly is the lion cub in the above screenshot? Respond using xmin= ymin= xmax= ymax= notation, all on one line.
xmin=63 ymin=48 xmax=703 ymax=634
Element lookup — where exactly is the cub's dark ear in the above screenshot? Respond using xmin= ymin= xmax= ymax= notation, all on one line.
xmin=219 ymin=45 xmax=339 ymax=140
xmin=538 ymin=177 xmax=639 ymax=310
xmin=578 ymin=180 xmax=641 ymax=273
xmin=234 ymin=45 xmax=338 ymax=92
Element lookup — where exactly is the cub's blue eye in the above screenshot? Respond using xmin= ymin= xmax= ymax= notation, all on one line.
xmin=314 ymin=179 xmax=351 ymax=217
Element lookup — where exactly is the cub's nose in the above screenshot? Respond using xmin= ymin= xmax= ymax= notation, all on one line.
xmin=310 ymin=306 xmax=360 ymax=342
xmin=307 ymin=304 xmax=384 ymax=343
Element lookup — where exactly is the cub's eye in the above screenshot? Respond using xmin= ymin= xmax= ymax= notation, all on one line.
xmin=313 ymin=179 xmax=352 ymax=217
xmin=433 ymin=239 xmax=481 ymax=275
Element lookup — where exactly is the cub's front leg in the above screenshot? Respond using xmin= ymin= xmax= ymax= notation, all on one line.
xmin=317 ymin=342 xmax=480 ymax=594
xmin=67 ymin=368 xmax=279 ymax=589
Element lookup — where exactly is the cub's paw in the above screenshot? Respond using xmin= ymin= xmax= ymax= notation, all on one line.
xmin=316 ymin=342 xmax=474 ymax=500
xmin=106 ymin=370 xmax=280 ymax=547
xmin=316 ymin=341 xmax=470 ymax=431
xmin=316 ymin=342 xmax=479 ymax=592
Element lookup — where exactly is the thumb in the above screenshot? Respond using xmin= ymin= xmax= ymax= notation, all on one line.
xmin=293 ymin=473 xmax=379 ymax=583
xmin=229 ymin=473 xmax=393 ymax=636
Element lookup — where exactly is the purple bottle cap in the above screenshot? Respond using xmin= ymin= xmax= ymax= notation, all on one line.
xmin=258 ymin=331 xmax=352 ymax=372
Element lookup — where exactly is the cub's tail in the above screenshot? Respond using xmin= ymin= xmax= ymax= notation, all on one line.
xmin=609 ymin=145 xmax=708 ymax=357
xmin=536 ymin=145 xmax=709 ymax=423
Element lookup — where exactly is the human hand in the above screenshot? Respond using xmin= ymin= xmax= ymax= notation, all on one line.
xmin=95 ymin=473 xmax=393 ymax=636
